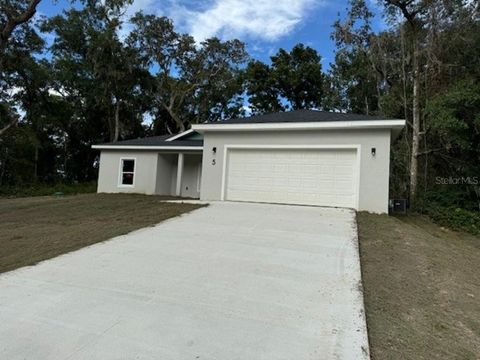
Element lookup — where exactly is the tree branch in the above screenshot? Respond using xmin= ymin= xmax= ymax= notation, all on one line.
xmin=0 ymin=0 xmax=42 ymax=52
xmin=0 ymin=115 xmax=19 ymax=137
xmin=417 ymin=148 xmax=442 ymax=156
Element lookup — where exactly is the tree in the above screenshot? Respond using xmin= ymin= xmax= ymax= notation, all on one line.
xmin=0 ymin=0 xmax=41 ymax=55
xmin=243 ymin=60 xmax=284 ymax=114
xmin=43 ymin=0 xmax=148 ymax=137
xmin=128 ymin=14 xmax=248 ymax=132
xmin=330 ymin=0 xmax=382 ymax=114
xmin=188 ymin=38 xmax=247 ymax=124
xmin=426 ymin=80 xmax=480 ymax=177
xmin=271 ymin=44 xmax=325 ymax=110
xmin=383 ymin=0 xmax=429 ymax=202
xmin=0 ymin=0 xmax=42 ymax=137
xmin=39 ymin=0 xmax=150 ymax=181
xmin=332 ymin=0 xmax=479 ymax=206
xmin=244 ymin=44 xmax=325 ymax=114
xmin=88 ymin=17 xmax=150 ymax=142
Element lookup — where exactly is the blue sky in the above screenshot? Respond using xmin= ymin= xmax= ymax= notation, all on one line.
xmin=37 ymin=0 xmax=386 ymax=70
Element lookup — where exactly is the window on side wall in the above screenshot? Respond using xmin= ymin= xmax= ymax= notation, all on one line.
xmin=120 ymin=158 xmax=135 ymax=186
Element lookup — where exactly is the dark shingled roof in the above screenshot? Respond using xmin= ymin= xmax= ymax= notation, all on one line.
xmin=96 ymin=110 xmax=398 ymax=147
xmin=98 ymin=135 xmax=203 ymax=147
xmin=205 ymin=109 xmax=394 ymax=124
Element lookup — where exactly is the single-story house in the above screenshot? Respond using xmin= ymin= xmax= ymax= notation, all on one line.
xmin=92 ymin=110 xmax=405 ymax=213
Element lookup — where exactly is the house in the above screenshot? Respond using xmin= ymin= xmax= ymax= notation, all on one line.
xmin=92 ymin=110 xmax=405 ymax=213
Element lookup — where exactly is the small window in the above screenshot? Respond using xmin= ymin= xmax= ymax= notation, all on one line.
xmin=120 ymin=159 xmax=135 ymax=186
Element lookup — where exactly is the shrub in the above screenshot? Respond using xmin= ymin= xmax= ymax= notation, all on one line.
xmin=0 ymin=182 xmax=97 ymax=198
xmin=421 ymin=206 xmax=480 ymax=236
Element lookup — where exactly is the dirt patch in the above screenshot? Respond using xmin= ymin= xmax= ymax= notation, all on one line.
xmin=357 ymin=212 xmax=480 ymax=360
xmin=0 ymin=193 xmax=204 ymax=274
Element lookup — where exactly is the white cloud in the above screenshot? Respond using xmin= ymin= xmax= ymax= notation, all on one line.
xmin=124 ymin=0 xmax=158 ymax=17
xmin=120 ymin=0 xmax=323 ymax=42
xmin=167 ymin=0 xmax=322 ymax=42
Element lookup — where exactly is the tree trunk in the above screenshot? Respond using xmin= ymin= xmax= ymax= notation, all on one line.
xmin=63 ymin=132 xmax=67 ymax=178
xmin=34 ymin=145 xmax=38 ymax=181
xmin=164 ymin=104 xmax=185 ymax=133
xmin=113 ymin=100 xmax=121 ymax=142
xmin=0 ymin=147 xmax=7 ymax=185
xmin=400 ymin=26 xmax=408 ymax=122
xmin=409 ymin=37 xmax=421 ymax=203
xmin=0 ymin=116 xmax=18 ymax=137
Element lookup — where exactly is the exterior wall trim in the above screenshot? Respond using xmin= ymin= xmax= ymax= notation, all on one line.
xmin=220 ymin=144 xmax=362 ymax=210
xmin=165 ymin=129 xmax=195 ymax=141
xmin=193 ymin=120 xmax=405 ymax=132
xmin=92 ymin=145 xmax=203 ymax=151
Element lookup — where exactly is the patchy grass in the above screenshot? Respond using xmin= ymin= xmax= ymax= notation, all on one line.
xmin=357 ymin=212 xmax=480 ymax=360
xmin=0 ymin=193 xmax=204 ymax=274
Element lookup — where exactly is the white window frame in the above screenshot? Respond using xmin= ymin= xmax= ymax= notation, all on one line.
xmin=118 ymin=157 xmax=136 ymax=187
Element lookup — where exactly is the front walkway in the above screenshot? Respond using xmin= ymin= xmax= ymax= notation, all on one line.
xmin=0 ymin=202 xmax=369 ymax=359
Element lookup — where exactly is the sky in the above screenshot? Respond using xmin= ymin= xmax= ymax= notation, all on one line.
xmin=37 ymin=0 xmax=387 ymax=70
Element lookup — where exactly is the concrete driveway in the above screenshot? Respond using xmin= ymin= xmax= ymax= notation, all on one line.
xmin=0 ymin=202 xmax=369 ymax=360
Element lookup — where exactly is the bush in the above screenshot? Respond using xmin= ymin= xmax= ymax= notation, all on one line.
xmin=421 ymin=206 xmax=480 ymax=236
xmin=417 ymin=189 xmax=479 ymax=211
xmin=414 ymin=189 xmax=480 ymax=235
xmin=0 ymin=182 xmax=97 ymax=198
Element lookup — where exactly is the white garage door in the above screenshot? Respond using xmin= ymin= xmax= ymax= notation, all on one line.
xmin=225 ymin=148 xmax=358 ymax=208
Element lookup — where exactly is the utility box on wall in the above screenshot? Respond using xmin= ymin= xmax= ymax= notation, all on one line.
xmin=389 ymin=199 xmax=407 ymax=215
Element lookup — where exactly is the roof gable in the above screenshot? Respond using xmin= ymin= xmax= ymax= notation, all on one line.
xmin=166 ymin=129 xmax=203 ymax=141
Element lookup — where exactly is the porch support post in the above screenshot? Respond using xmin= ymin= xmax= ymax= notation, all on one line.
xmin=175 ymin=152 xmax=184 ymax=197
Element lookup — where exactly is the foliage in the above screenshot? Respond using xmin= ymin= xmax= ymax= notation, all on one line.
xmin=426 ymin=80 xmax=480 ymax=158
xmin=0 ymin=181 xmax=97 ymax=198
xmin=270 ymin=44 xmax=325 ymax=110
xmin=0 ymin=0 xmax=44 ymax=137
xmin=415 ymin=187 xmax=480 ymax=235
xmin=128 ymin=14 xmax=248 ymax=132
xmin=421 ymin=206 xmax=480 ymax=236
xmin=244 ymin=44 xmax=325 ymax=113
xmin=0 ymin=0 xmax=41 ymax=56
xmin=243 ymin=60 xmax=283 ymax=114
xmin=42 ymin=0 xmax=150 ymax=143
xmin=328 ymin=0 xmax=379 ymax=114
xmin=330 ymin=0 xmax=480 ymax=213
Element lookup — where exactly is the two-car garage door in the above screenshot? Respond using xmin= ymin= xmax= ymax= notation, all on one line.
xmin=225 ymin=148 xmax=358 ymax=209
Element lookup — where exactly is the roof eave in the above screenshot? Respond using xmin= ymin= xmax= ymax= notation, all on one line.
xmin=164 ymin=129 xmax=195 ymax=141
xmin=192 ymin=120 xmax=406 ymax=132
xmin=91 ymin=145 xmax=204 ymax=151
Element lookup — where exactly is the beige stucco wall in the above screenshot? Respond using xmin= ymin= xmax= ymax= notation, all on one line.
xmin=97 ymin=150 xmax=202 ymax=198
xmin=155 ymin=154 xmax=176 ymax=196
xmin=180 ymin=154 xmax=202 ymax=198
xmin=97 ymin=150 xmax=159 ymax=195
xmin=199 ymin=129 xmax=392 ymax=213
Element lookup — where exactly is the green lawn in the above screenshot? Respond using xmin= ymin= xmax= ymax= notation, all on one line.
xmin=358 ymin=212 xmax=480 ymax=359
xmin=0 ymin=193 xmax=204 ymax=274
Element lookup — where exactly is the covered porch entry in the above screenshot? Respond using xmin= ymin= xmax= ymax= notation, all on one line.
xmin=155 ymin=152 xmax=202 ymax=198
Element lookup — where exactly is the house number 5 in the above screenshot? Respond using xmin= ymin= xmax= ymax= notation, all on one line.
xmin=212 ymin=159 xmax=216 ymax=165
